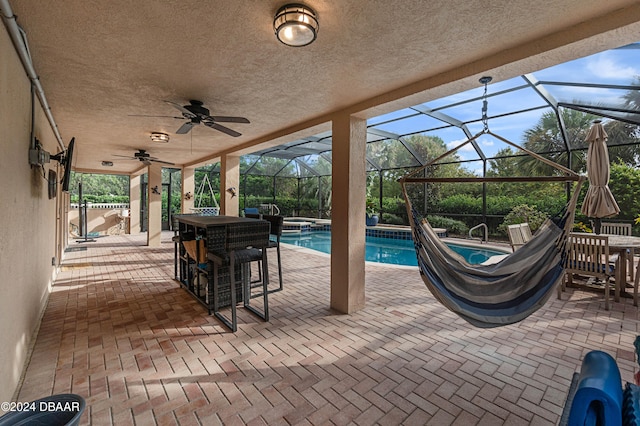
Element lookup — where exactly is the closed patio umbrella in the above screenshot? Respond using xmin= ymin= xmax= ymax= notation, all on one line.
xmin=580 ymin=120 xmax=620 ymax=234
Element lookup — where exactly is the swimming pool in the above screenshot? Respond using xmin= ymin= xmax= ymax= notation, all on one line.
xmin=280 ymin=231 xmax=508 ymax=266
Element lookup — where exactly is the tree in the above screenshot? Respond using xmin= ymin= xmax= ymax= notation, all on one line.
xmin=520 ymin=108 xmax=597 ymax=175
xmin=69 ymin=172 xmax=129 ymax=202
xmin=487 ymin=147 xmax=523 ymax=177
xmin=608 ymin=161 xmax=640 ymax=222
xmin=374 ymin=134 xmax=481 ymax=219
xmin=603 ymin=75 xmax=640 ymax=167
xmin=603 ymin=122 xmax=640 ymax=167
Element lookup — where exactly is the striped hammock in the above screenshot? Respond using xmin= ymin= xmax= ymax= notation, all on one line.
xmin=400 ymin=130 xmax=584 ymax=327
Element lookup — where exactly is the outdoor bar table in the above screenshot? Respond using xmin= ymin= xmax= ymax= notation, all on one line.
xmin=174 ymin=214 xmax=268 ymax=314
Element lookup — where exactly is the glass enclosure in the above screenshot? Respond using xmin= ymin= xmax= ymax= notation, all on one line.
xmin=225 ymin=42 xmax=640 ymax=235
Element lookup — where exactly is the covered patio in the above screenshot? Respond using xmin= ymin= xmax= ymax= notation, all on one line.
xmin=17 ymin=232 xmax=640 ymax=424
xmin=3 ymin=1 xmax=640 ymax=424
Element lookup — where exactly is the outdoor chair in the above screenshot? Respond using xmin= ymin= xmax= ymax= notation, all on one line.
xmin=601 ymin=222 xmax=634 ymax=282
xmin=207 ymin=220 xmax=271 ymax=332
xmin=634 ymin=259 xmax=640 ymax=307
xmin=507 ymin=224 xmax=525 ymax=251
xmin=246 ymin=213 xmax=284 ymax=294
xmin=520 ymin=222 xmax=533 ymax=242
xmin=560 ymin=233 xmax=619 ymax=310
xmin=172 ymin=216 xmax=181 ymax=280
xmin=507 ymin=223 xmax=532 ymax=251
xmin=172 ymin=213 xmax=199 ymax=281
xmin=600 ymin=222 xmax=632 ymax=236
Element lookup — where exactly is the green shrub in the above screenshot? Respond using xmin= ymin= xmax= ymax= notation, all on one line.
xmin=381 ymin=213 xmax=404 ymax=225
xmin=498 ymin=204 xmax=548 ymax=235
xmin=426 ymin=215 xmax=469 ymax=235
xmin=436 ymin=194 xmax=482 ymax=214
xmin=573 ymin=221 xmax=592 ymax=233
xmin=435 ymin=194 xmax=567 ymax=217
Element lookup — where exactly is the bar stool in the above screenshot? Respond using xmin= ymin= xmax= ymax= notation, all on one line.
xmin=246 ymin=214 xmax=284 ymax=294
xmin=171 ymin=215 xmax=181 ymax=280
xmin=208 ymin=220 xmax=271 ymax=332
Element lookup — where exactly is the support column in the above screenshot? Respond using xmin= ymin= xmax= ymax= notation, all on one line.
xmin=330 ymin=114 xmax=367 ymax=314
xmin=147 ymin=164 xmax=162 ymax=246
xmin=182 ymin=166 xmax=195 ymax=213
xmin=129 ymin=174 xmax=141 ymax=234
xmin=220 ymin=154 xmax=240 ymax=216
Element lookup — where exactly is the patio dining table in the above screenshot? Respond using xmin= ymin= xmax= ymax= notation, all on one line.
xmin=602 ymin=234 xmax=640 ymax=302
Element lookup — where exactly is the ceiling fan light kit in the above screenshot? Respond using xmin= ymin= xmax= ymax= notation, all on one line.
xmin=274 ymin=3 xmax=318 ymax=47
xmin=150 ymin=132 xmax=170 ymax=143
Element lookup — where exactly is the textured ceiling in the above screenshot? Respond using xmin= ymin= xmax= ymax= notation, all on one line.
xmin=6 ymin=0 xmax=640 ymax=174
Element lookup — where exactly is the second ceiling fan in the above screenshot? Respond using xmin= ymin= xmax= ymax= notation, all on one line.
xmin=113 ymin=149 xmax=175 ymax=166
xmin=165 ymin=100 xmax=249 ymax=137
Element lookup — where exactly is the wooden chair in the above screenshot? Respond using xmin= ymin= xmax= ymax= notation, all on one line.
xmin=600 ymin=222 xmax=632 ymax=236
xmin=601 ymin=222 xmax=634 ymax=283
xmin=520 ymin=222 xmax=533 ymax=242
xmin=507 ymin=223 xmax=532 ymax=251
xmin=507 ymin=224 xmax=526 ymax=251
xmin=634 ymin=258 xmax=640 ymax=307
xmin=561 ymin=233 xmax=618 ymax=310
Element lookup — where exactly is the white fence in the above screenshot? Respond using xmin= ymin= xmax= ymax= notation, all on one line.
xmin=69 ymin=204 xmax=130 ymax=236
xmin=70 ymin=203 xmax=129 ymax=210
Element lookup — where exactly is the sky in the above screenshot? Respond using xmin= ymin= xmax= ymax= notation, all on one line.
xmin=366 ymin=41 xmax=640 ymax=174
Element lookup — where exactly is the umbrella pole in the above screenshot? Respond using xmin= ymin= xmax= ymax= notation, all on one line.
xmin=594 ymin=218 xmax=602 ymax=235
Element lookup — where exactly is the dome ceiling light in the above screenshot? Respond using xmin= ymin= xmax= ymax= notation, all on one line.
xmin=150 ymin=132 xmax=170 ymax=143
xmin=274 ymin=3 xmax=318 ymax=47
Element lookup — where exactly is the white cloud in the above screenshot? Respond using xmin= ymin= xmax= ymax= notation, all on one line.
xmin=586 ymin=54 xmax=638 ymax=80
xmin=446 ymin=138 xmax=475 ymax=152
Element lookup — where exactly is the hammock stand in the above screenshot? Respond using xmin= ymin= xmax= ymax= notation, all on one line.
xmin=400 ymin=129 xmax=585 ymax=328
xmin=190 ymin=174 xmax=220 ymax=216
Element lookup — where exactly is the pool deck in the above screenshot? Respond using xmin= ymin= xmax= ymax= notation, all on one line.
xmin=15 ymin=231 xmax=640 ymax=425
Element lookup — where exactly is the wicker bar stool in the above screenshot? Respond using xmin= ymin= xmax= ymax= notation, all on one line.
xmin=171 ymin=215 xmax=182 ymax=280
xmin=207 ymin=220 xmax=271 ymax=332
xmin=246 ymin=214 xmax=284 ymax=294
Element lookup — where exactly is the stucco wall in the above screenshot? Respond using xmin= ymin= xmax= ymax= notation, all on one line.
xmin=0 ymin=24 xmax=63 ymax=402
xmin=68 ymin=206 xmax=130 ymax=236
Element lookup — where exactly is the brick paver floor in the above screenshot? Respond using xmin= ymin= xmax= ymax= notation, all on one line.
xmin=15 ymin=232 xmax=640 ymax=425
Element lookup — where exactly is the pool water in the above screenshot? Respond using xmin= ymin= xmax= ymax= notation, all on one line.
xmin=280 ymin=231 xmax=508 ymax=266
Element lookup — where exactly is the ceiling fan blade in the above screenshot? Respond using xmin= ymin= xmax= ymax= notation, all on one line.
xmin=150 ymin=158 xmax=176 ymax=165
xmin=165 ymin=101 xmax=196 ymax=118
xmin=113 ymin=154 xmax=139 ymax=160
xmin=208 ymin=116 xmax=250 ymax=124
xmin=204 ymin=121 xmax=242 ymax=137
xmin=176 ymin=121 xmax=196 ymax=134
xmin=128 ymin=114 xmax=185 ymax=119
